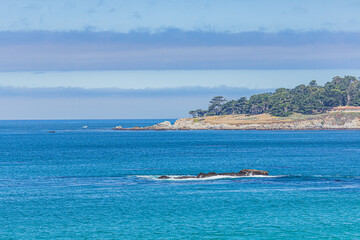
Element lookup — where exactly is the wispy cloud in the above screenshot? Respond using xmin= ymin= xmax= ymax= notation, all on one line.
xmin=2 ymin=29 xmax=360 ymax=46
xmin=0 ymin=86 xmax=272 ymax=98
xmin=0 ymin=29 xmax=360 ymax=71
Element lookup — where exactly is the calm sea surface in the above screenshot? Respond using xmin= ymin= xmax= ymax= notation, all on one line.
xmin=0 ymin=120 xmax=359 ymax=239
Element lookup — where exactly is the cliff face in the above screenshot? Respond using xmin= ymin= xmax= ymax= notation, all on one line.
xmin=113 ymin=112 xmax=360 ymax=130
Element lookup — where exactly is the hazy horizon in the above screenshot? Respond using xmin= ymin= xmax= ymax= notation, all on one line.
xmin=1 ymin=69 xmax=360 ymax=119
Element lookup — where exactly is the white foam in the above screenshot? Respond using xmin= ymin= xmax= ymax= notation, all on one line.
xmin=217 ymin=185 xmax=360 ymax=193
xmin=136 ymin=174 xmax=283 ymax=181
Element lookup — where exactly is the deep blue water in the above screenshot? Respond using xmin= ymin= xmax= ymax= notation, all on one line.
xmin=1 ymin=120 xmax=359 ymax=239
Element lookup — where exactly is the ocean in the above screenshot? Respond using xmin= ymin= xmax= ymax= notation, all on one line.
xmin=0 ymin=120 xmax=359 ymax=239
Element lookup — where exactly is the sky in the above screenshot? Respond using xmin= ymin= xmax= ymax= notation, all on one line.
xmin=0 ymin=0 xmax=360 ymax=119
xmin=1 ymin=0 xmax=360 ymax=32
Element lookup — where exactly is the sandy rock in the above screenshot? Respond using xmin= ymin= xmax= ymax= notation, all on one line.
xmin=157 ymin=121 xmax=172 ymax=128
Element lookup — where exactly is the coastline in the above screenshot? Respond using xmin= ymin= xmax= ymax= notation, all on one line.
xmin=113 ymin=112 xmax=360 ymax=131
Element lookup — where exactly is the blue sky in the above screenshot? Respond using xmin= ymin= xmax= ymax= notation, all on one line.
xmin=0 ymin=0 xmax=360 ymax=119
xmin=2 ymin=0 xmax=360 ymax=32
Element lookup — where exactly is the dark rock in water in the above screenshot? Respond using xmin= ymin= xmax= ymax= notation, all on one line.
xmin=238 ymin=169 xmax=269 ymax=176
xmin=158 ymin=175 xmax=171 ymax=179
xmin=174 ymin=176 xmax=194 ymax=179
xmin=158 ymin=169 xmax=269 ymax=179
xmin=197 ymin=172 xmax=217 ymax=178
xmin=197 ymin=170 xmax=268 ymax=178
xmin=196 ymin=172 xmax=205 ymax=178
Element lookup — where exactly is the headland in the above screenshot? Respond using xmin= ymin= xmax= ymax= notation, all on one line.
xmin=113 ymin=112 xmax=360 ymax=130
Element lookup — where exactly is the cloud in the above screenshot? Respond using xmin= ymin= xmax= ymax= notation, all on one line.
xmin=2 ymin=29 xmax=360 ymax=46
xmin=0 ymin=86 xmax=272 ymax=98
xmin=0 ymin=29 xmax=360 ymax=70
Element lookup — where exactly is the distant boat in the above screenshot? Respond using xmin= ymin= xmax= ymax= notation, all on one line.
xmin=82 ymin=125 xmax=88 ymax=129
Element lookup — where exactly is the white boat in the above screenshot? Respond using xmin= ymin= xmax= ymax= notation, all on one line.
xmin=82 ymin=125 xmax=88 ymax=129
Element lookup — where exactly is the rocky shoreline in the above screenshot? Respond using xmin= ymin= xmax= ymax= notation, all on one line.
xmin=113 ymin=112 xmax=360 ymax=130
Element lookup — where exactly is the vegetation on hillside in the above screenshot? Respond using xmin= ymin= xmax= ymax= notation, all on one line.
xmin=189 ymin=76 xmax=360 ymax=117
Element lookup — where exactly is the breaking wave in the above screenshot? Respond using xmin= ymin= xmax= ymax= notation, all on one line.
xmin=136 ymin=174 xmax=283 ymax=181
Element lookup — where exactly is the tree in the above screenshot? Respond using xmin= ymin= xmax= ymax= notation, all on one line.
xmin=195 ymin=109 xmax=206 ymax=117
xmin=269 ymin=88 xmax=293 ymax=117
xmin=221 ymin=100 xmax=239 ymax=115
xmin=309 ymin=80 xmax=318 ymax=87
xmin=189 ymin=110 xmax=197 ymax=118
xmin=196 ymin=76 xmax=360 ymax=117
xmin=236 ymin=97 xmax=248 ymax=114
xmin=247 ymin=93 xmax=271 ymax=115
xmin=207 ymin=96 xmax=227 ymax=115
xmin=344 ymin=76 xmax=360 ymax=106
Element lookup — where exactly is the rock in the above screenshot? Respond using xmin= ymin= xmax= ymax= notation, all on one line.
xmin=196 ymin=172 xmax=206 ymax=178
xmin=156 ymin=121 xmax=172 ymax=128
xmin=197 ymin=172 xmax=217 ymax=178
xmin=158 ymin=175 xmax=171 ymax=179
xmin=238 ymin=169 xmax=269 ymax=176
xmin=158 ymin=169 xmax=269 ymax=180
xmin=174 ymin=176 xmax=194 ymax=179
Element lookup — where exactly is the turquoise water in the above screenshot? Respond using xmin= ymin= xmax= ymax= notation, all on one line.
xmin=1 ymin=120 xmax=359 ymax=239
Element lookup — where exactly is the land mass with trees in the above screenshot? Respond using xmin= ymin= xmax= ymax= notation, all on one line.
xmin=189 ymin=76 xmax=360 ymax=118
xmin=114 ymin=76 xmax=360 ymax=131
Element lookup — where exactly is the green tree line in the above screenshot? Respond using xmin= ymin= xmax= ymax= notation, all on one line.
xmin=189 ymin=76 xmax=360 ymax=117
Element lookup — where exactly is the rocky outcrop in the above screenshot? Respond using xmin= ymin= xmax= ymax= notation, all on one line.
xmin=239 ymin=169 xmax=269 ymax=176
xmin=113 ymin=113 xmax=360 ymax=131
xmin=158 ymin=175 xmax=171 ymax=179
xmin=158 ymin=169 xmax=269 ymax=180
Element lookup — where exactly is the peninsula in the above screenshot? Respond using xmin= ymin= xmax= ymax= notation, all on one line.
xmin=114 ymin=111 xmax=360 ymax=130
xmin=114 ymin=76 xmax=360 ymax=130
